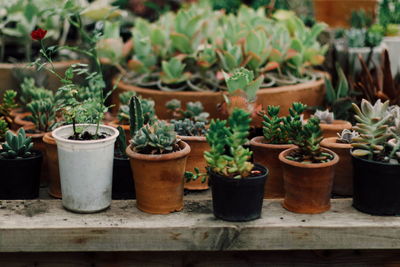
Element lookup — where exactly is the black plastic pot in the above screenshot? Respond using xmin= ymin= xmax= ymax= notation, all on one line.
xmin=0 ymin=151 xmax=42 ymax=199
xmin=352 ymin=154 xmax=400 ymax=216
xmin=112 ymin=157 xmax=135 ymax=199
xmin=209 ymin=164 xmax=268 ymax=222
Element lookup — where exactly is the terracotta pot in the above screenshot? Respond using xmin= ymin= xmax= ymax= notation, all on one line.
xmin=107 ymin=119 xmax=131 ymax=142
xmin=321 ymin=137 xmax=353 ymax=196
xmin=113 ymin=71 xmax=327 ymax=120
xmin=250 ymin=136 xmax=295 ymax=198
xmin=320 ymin=120 xmax=352 ymax=138
xmin=14 ymin=113 xmax=34 ymax=129
xmin=126 ymin=141 xmax=190 ymax=214
xmin=180 ymin=136 xmax=209 ymax=190
xmin=43 ymin=132 xmax=61 ymax=198
xmin=279 ymin=147 xmax=339 ymax=214
xmin=26 ymin=130 xmax=49 ymax=185
xmin=0 ymin=60 xmax=80 ymax=96
xmin=313 ymin=0 xmax=378 ymax=28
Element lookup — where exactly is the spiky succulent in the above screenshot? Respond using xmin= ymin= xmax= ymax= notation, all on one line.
xmin=0 ymin=119 xmax=8 ymax=142
xmin=115 ymin=126 xmax=127 ymax=158
xmin=204 ymin=108 xmax=253 ymax=178
xmin=26 ymin=99 xmax=56 ymax=132
xmin=314 ymin=109 xmax=334 ymax=124
xmin=119 ymin=94 xmax=155 ymax=125
xmin=172 ymin=119 xmax=207 ymax=137
xmin=0 ymin=128 xmax=34 ymax=159
xmin=131 ymin=121 xmax=178 ymax=154
xmin=129 ymin=96 xmax=145 ymax=136
xmin=337 ymin=129 xmax=360 ymax=144
xmin=166 ymin=99 xmax=209 ymax=123
xmin=351 ymin=99 xmax=392 ymax=161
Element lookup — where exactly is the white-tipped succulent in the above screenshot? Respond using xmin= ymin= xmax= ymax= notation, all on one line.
xmin=314 ymin=109 xmax=334 ymax=124
xmin=337 ymin=129 xmax=359 ymax=144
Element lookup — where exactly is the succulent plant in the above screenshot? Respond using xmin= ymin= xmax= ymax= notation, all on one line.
xmin=20 ymin=78 xmax=54 ymax=106
xmin=114 ymin=126 xmax=127 ymax=158
xmin=337 ymin=129 xmax=360 ymax=144
xmin=129 ymin=96 xmax=145 ymax=137
xmin=204 ymin=108 xmax=254 ymax=178
xmin=166 ymin=99 xmax=209 ymax=123
xmin=160 ymin=57 xmax=191 ymax=85
xmin=314 ymin=109 xmax=334 ymax=124
xmin=26 ymin=99 xmax=56 ymax=133
xmin=171 ymin=119 xmax=207 ymax=137
xmin=351 ymin=99 xmax=392 ymax=161
xmin=0 ymin=128 xmax=34 ymax=159
xmin=0 ymin=119 xmax=8 ymax=142
xmin=0 ymin=90 xmax=18 ymax=127
xmin=118 ymin=93 xmax=155 ymax=125
xmin=131 ymin=121 xmax=178 ymax=154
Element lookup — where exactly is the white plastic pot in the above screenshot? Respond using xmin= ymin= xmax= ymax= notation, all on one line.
xmin=52 ymin=124 xmax=119 ymax=213
xmin=383 ymin=36 xmax=400 ymax=75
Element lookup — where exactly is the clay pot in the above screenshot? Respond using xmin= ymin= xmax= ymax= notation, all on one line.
xmin=43 ymin=133 xmax=61 ymax=198
xmin=113 ymin=71 xmax=327 ymax=120
xmin=313 ymin=0 xmax=378 ymax=28
xmin=126 ymin=141 xmax=190 ymax=214
xmin=279 ymin=147 xmax=339 ymax=214
xmin=180 ymin=136 xmax=209 ymax=190
xmin=14 ymin=113 xmax=34 ymax=129
xmin=320 ymin=120 xmax=352 ymax=138
xmin=250 ymin=136 xmax=295 ymax=198
xmin=107 ymin=119 xmax=131 ymax=142
xmin=321 ymin=137 xmax=353 ymax=196
xmin=26 ymin=130 xmax=49 ymax=185
xmin=0 ymin=60 xmax=80 ymax=96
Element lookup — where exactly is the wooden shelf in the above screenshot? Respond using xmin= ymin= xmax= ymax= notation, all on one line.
xmin=0 ymin=197 xmax=399 ymax=252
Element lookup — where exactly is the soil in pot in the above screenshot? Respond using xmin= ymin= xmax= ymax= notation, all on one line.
xmin=250 ymin=136 xmax=294 ymax=198
xmin=352 ymin=154 xmax=400 ymax=216
xmin=209 ymin=164 xmax=268 ymax=222
xmin=126 ymin=140 xmax=190 ymax=214
xmin=112 ymin=156 xmax=135 ymax=199
xmin=321 ymin=137 xmax=353 ymax=196
xmin=279 ymin=148 xmax=339 ymax=214
xmin=180 ymin=136 xmax=209 ymax=190
xmin=320 ymin=120 xmax=352 ymax=138
xmin=43 ymin=133 xmax=61 ymax=198
xmin=0 ymin=150 xmax=42 ymax=199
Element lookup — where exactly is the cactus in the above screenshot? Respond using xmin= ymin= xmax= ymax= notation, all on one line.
xmin=129 ymin=96 xmax=145 ymax=137
xmin=119 ymin=94 xmax=155 ymax=125
xmin=114 ymin=126 xmax=127 ymax=158
xmin=0 ymin=128 xmax=34 ymax=159
xmin=337 ymin=129 xmax=360 ymax=144
xmin=204 ymin=108 xmax=254 ymax=178
xmin=314 ymin=109 xmax=334 ymax=124
xmin=171 ymin=119 xmax=207 ymax=137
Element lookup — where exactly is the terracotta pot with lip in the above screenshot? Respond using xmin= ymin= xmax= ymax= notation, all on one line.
xmin=113 ymin=71 xmax=327 ymax=120
xmin=250 ymin=136 xmax=295 ymax=198
xmin=126 ymin=140 xmax=191 ymax=214
xmin=320 ymin=120 xmax=352 ymax=138
xmin=321 ymin=137 xmax=353 ymax=196
xmin=14 ymin=113 xmax=34 ymax=129
xmin=179 ymin=135 xmax=209 ymax=190
xmin=279 ymin=147 xmax=339 ymax=214
xmin=107 ymin=119 xmax=131 ymax=142
xmin=43 ymin=132 xmax=61 ymax=198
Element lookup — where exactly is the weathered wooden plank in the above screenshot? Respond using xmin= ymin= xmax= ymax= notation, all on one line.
xmin=0 ymin=198 xmax=400 ymax=252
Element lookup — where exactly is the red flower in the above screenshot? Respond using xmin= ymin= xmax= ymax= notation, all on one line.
xmin=31 ymin=28 xmax=47 ymax=41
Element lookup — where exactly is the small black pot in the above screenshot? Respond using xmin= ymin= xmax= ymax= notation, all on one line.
xmin=0 ymin=151 xmax=42 ymax=199
xmin=112 ymin=157 xmax=135 ymax=199
xmin=352 ymin=154 xmax=400 ymax=216
xmin=209 ymin=164 xmax=268 ymax=222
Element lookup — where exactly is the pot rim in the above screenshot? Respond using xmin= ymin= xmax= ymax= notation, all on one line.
xmin=43 ymin=132 xmax=56 ymax=145
xmin=178 ymin=135 xmax=206 ymax=142
xmin=208 ymin=163 xmax=269 ymax=181
xmin=319 ymin=120 xmax=352 ymax=130
xmin=108 ymin=119 xmax=129 ymax=130
xmin=279 ymin=147 xmax=339 ymax=168
xmin=52 ymin=124 xmax=119 ymax=144
xmin=0 ymin=149 xmax=42 ymax=162
xmin=321 ymin=137 xmax=352 ymax=149
xmin=351 ymin=149 xmax=400 ymax=167
xmin=250 ymin=136 xmax=295 ymax=149
xmin=126 ymin=140 xmax=191 ymax=161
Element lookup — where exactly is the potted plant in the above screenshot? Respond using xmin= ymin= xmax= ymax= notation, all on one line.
xmin=0 ymin=90 xmax=18 ymax=130
xmin=166 ymin=99 xmax=209 ymax=123
xmin=0 ymin=118 xmax=8 ymax=143
xmin=351 ymin=99 xmax=400 ymax=215
xmin=250 ymin=103 xmax=305 ymax=198
xmin=321 ymin=129 xmax=359 ymax=196
xmin=125 ymin=96 xmax=190 ymax=214
xmin=313 ymin=109 xmax=352 ymax=138
xmin=202 ymin=108 xmax=268 ymax=221
xmin=279 ymin=116 xmax=339 ymax=214
xmin=0 ymin=128 xmax=42 ymax=199
xmin=115 ymin=3 xmax=328 ymax=119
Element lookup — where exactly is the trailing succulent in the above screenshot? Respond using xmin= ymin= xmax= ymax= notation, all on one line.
xmin=204 ymin=108 xmax=254 ymax=178
xmin=166 ymin=99 xmax=209 ymax=123
xmin=351 ymin=99 xmax=400 ymax=163
xmin=171 ymin=119 xmax=207 ymax=137
xmin=0 ymin=129 xmax=34 ymax=159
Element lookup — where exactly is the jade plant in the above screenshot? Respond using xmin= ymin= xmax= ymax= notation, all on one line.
xmin=204 ymin=108 xmax=254 ymax=178
xmin=284 ymin=106 xmax=333 ymax=163
xmin=0 ymin=128 xmax=33 ymax=159
xmin=351 ymin=99 xmax=397 ymax=163
xmin=166 ymin=99 xmax=209 ymax=123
